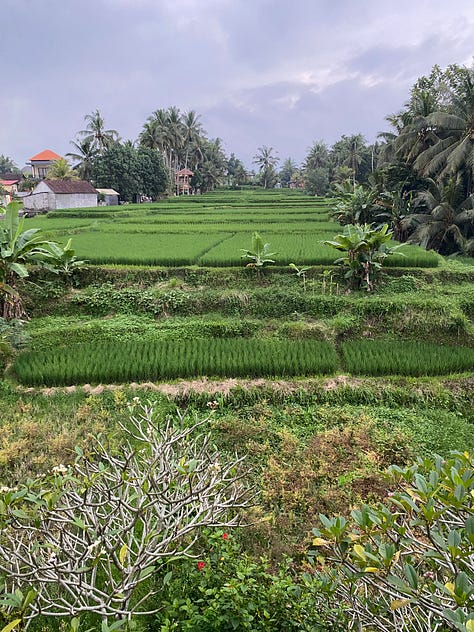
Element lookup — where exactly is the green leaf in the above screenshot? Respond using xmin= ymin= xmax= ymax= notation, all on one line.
xmin=404 ymin=563 xmax=418 ymax=590
xmin=119 ymin=543 xmax=128 ymax=566
xmin=1 ymin=620 xmax=23 ymax=632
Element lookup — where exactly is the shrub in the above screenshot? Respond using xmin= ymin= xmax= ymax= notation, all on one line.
xmin=311 ymin=451 xmax=474 ymax=632
xmin=156 ymin=529 xmax=345 ymax=631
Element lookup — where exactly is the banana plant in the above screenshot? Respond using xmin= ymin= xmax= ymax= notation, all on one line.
xmin=0 ymin=201 xmax=70 ymax=318
xmin=289 ymin=262 xmax=310 ymax=291
xmin=324 ymin=223 xmax=403 ymax=291
xmin=240 ymin=232 xmax=277 ymax=267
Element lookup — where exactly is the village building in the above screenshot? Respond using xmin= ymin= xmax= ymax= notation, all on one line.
xmin=96 ymin=188 xmax=120 ymax=206
xmin=0 ymin=174 xmax=20 ymax=204
xmin=28 ymin=149 xmax=62 ymax=180
xmin=22 ymin=180 xmax=98 ymax=213
xmin=175 ymin=168 xmax=194 ymax=195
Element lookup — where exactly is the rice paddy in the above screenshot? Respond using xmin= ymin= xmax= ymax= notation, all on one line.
xmin=23 ymin=191 xmax=440 ymax=267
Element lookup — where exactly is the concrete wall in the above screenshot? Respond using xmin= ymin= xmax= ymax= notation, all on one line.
xmin=55 ymin=193 xmax=97 ymax=209
xmin=22 ymin=189 xmax=97 ymax=211
xmin=22 ymin=191 xmax=53 ymax=212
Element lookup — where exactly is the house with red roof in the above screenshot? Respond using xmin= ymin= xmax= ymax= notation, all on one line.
xmin=29 ymin=149 xmax=62 ymax=180
xmin=22 ymin=180 xmax=98 ymax=213
xmin=0 ymin=174 xmax=20 ymax=205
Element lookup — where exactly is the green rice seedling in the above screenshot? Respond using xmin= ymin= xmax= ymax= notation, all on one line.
xmin=13 ymin=339 xmax=339 ymax=386
xmin=342 ymin=339 xmax=474 ymax=376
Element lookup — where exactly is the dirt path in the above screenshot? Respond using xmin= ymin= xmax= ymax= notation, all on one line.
xmin=17 ymin=375 xmax=362 ymax=398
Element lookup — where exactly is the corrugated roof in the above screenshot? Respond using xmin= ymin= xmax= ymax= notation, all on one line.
xmin=1 ymin=180 xmax=19 ymax=186
xmin=177 ymin=168 xmax=194 ymax=176
xmin=96 ymin=188 xmax=119 ymax=195
xmin=30 ymin=149 xmax=62 ymax=161
xmin=44 ymin=180 xmax=98 ymax=194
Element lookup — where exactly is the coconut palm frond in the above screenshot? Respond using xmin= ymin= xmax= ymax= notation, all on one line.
xmin=426 ymin=112 xmax=466 ymax=132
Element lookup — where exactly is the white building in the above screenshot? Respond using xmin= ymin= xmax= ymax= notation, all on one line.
xmin=22 ymin=180 xmax=98 ymax=213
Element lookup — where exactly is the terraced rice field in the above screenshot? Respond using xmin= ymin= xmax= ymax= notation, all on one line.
xmin=24 ymin=190 xmax=440 ymax=267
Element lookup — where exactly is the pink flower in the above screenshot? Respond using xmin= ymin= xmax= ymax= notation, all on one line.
xmin=197 ymin=561 xmax=205 ymax=571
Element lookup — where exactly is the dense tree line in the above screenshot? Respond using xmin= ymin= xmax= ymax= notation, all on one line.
xmin=301 ymin=62 xmax=474 ymax=255
xmin=63 ymin=107 xmax=235 ymax=199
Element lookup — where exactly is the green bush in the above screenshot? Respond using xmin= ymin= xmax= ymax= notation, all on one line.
xmin=156 ymin=529 xmax=345 ymax=631
xmin=311 ymin=451 xmax=474 ymax=632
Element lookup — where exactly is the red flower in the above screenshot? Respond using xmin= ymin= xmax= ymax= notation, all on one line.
xmin=222 ymin=533 xmax=229 ymax=540
xmin=197 ymin=561 xmax=205 ymax=571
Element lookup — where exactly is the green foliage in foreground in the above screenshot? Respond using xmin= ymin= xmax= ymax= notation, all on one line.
xmin=312 ymin=451 xmax=474 ymax=631
xmin=13 ymin=339 xmax=338 ymax=386
xmin=0 ymin=406 xmax=248 ymax=629
xmin=155 ymin=529 xmax=344 ymax=631
xmin=342 ymin=340 xmax=474 ymax=376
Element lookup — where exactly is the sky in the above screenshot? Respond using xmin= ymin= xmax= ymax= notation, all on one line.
xmin=1 ymin=0 xmax=473 ymax=170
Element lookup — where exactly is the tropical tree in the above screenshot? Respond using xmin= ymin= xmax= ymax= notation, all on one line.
xmin=406 ymin=176 xmax=474 ymax=254
xmin=17 ymin=175 xmax=39 ymax=193
xmin=45 ymin=158 xmax=78 ymax=181
xmin=0 ymin=202 xmax=66 ymax=318
xmin=199 ymin=138 xmax=227 ymax=192
xmin=331 ymin=135 xmax=369 ymax=187
xmin=79 ymin=109 xmax=119 ymax=154
xmin=253 ymin=146 xmax=279 ymax=189
xmin=227 ymin=154 xmax=247 ymax=187
xmin=311 ymin=451 xmax=474 ymax=632
xmin=304 ymin=141 xmax=331 ymax=195
xmin=330 ymin=181 xmax=381 ymax=226
xmin=414 ymin=67 xmax=474 ymax=192
xmin=66 ymin=137 xmax=98 ymax=180
xmin=324 ymin=223 xmax=401 ymax=291
xmin=0 ymin=404 xmax=249 ymax=629
xmin=0 ymin=155 xmax=20 ymax=174
xmin=182 ymin=110 xmax=204 ymax=170
xmin=279 ymin=157 xmax=298 ymax=187
xmin=91 ymin=143 xmax=168 ymax=202
xmin=241 ymin=232 xmax=277 ymax=271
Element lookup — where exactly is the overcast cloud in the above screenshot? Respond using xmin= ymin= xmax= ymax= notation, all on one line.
xmin=1 ymin=0 xmax=473 ymax=169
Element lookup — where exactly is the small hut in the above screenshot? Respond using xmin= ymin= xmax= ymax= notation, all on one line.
xmin=96 ymin=188 xmax=120 ymax=206
xmin=175 ymin=168 xmax=194 ymax=195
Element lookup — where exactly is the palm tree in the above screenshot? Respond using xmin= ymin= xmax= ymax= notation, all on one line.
xmin=80 ymin=110 xmax=119 ymax=154
xmin=253 ymin=146 xmax=279 ymax=189
xmin=305 ymin=141 xmax=330 ymax=171
xmin=66 ymin=137 xmax=98 ymax=181
xmin=46 ymin=158 xmax=78 ymax=180
xmin=414 ymin=71 xmax=474 ymax=192
xmin=199 ymin=138 xmax=227 ymax=192
xmin=331 ymin=135 xmax=368 ymax=188
xmin=279 ymin=158 xmax=297 ymax=187
xmin=182 ymin=110 xmax=204 ymax=170
xmin=345 ymin=135 xmax=366 ymax=188
xmin=406 ymin=176 xmax=474 ymax=254
xmin=391 ymin=91 xmax=440 ymax=168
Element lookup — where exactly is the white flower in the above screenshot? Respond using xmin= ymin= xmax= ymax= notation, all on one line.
xmin=52 ymin=464 xmax=68 ymax=475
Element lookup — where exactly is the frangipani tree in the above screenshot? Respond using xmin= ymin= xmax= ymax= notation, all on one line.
xmin=0 ymin=405 xmax=250 ymax=630
xmin=311 ymin=451 xmax=474 ymax=632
